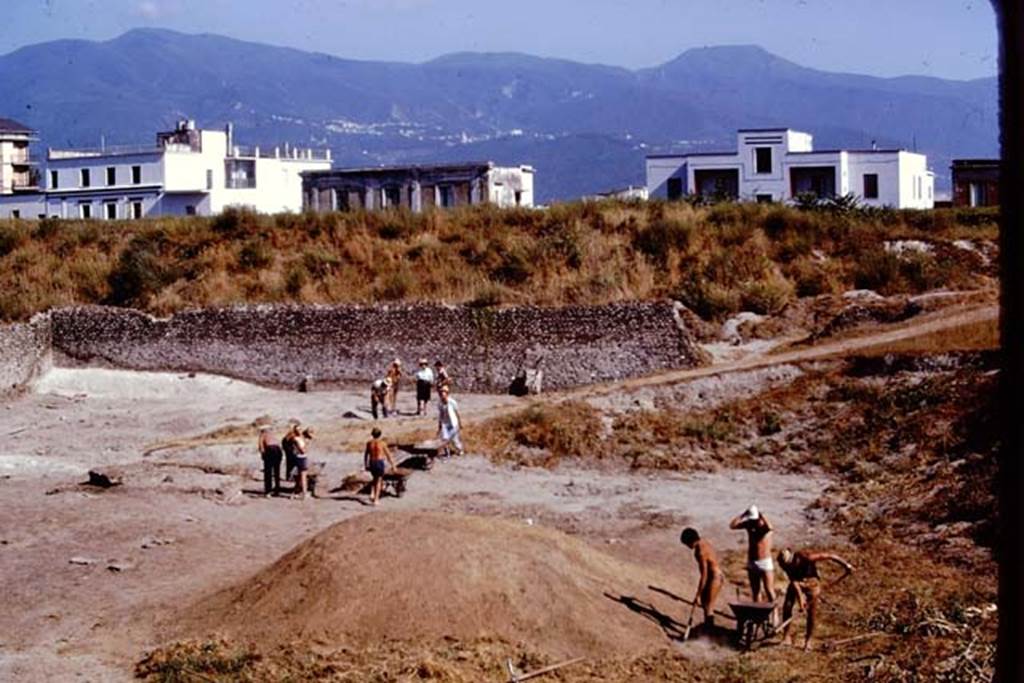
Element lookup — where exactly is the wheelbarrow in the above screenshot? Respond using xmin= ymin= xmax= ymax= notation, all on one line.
xmin=728 ymin=600 xmax=789 ymax=650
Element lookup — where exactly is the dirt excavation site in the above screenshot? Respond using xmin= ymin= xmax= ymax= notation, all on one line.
xmin=0 ymin=294 xmax=1000 ymax=682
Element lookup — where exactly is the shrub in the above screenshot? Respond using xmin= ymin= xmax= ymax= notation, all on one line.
xmin=633 ymin=217 xmax=693 ymax=263
xmin=212 ymin=206 xmax=260 ymax=238
xmin=301 ymin=248 xmax=340 ymax=277
xmin=375 ymin=268 xmax=412 ymax=300
xmin=238 ymin=241 xmax=273 ymax=270
xmin=852 ymin=247 xmax=902 ymax=293
xmin=740 ymin=274 xmax=795 ymax=315
xmin=0 ymin=224 xmax=24 ymax=257
xmin=106 ymin=234 xmax=175 ymax=306
xmin=490 ymin=244 xmax=532 ymax=285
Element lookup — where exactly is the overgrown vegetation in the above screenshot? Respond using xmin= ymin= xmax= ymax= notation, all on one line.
xmin=0 ymin=201 xmax=997 ymax=322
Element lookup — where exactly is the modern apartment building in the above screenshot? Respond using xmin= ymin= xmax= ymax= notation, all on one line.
xmin=0 ymin=118 xmax=40 ymax=217
xmin=646 ymin=128 xmax=934 ymax=209
xmin=0 ymin=119 xmax=331 ymax=219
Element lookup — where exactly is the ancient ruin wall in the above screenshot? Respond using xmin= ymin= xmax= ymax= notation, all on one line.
xmin=50 ymin=302 xmax=704 ymax=392
xmin=0 ymin=313 xmax=53 ymax=396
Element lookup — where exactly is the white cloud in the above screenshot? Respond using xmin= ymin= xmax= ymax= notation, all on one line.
xmin=135 ymin=1 xmax=161 ymax=19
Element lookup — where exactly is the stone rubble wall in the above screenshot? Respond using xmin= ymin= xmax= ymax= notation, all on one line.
xmin=48 ymin=301 xmax=705 ymax=393
xmin=0 ymin=313 xmax=53 ymax=396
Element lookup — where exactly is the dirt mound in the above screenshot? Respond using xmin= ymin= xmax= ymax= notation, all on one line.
xmin=173 ymin=512 xmax=677 ymax=659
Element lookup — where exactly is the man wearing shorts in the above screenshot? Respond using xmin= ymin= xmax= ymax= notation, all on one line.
xmin=680 ymin=527 xmax=725 ymax=628
xmin=777 ymin=548 xmax=854 ymax=650
xmin=414 ymin=358 xmax=435 ymax=416
xmin=730 ymin=505 xmax=776 ymax=603
xmin=364 ymin=427 xmax=396 ymax=506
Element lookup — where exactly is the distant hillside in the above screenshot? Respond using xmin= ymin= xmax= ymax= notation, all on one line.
xmin=0 ymin=30 xmax=998 ymax=201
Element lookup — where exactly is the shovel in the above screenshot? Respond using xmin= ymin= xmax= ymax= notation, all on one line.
xmin=682 ymin=589 xmax=700 ymax=640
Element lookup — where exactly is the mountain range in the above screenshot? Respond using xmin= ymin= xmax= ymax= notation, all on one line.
xmin=0 ymin=29 xmax=999 ymax=202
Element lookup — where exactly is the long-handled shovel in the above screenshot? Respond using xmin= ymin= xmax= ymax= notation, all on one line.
xmin=682 ymin=589 xmax=700 ymax=640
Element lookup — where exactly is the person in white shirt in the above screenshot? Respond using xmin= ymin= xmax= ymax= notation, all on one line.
xmin=436 ymin=384 xmax=464 ymax=456
xmin=414 ymin=358 xmax=435 ymax=416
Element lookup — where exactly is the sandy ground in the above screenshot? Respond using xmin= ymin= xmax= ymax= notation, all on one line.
xmin=0 ymin=366 xmax=831 ymax=681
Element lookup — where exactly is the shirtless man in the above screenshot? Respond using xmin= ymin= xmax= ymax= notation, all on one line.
xmin=257 ymin=425 xmax=282 ymax=496
xmin=363 ymin=427 xmax=396 ymax=506
xmin=729 ymin=505 xmax=775 ymax=603
xmin=679 ymin=527 xmax=724 ymax=628
xmin=777 ymin=548 xmax=854 ymax=650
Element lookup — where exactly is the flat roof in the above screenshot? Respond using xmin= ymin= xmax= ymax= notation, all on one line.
xmin=737 ymin=127 xmax=792 ymax=133
xmin=789 ymin=149 xmax=904 ymax=155
xmin=305 ymin=161 xmax=533 ymax=176
xmin=951 ymin=158 xmax=999 ymax=166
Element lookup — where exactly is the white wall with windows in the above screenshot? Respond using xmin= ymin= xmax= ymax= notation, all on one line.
xmin=4 ymin=121 xmax=330 ymax=220
xmin=646 ymin=128 xmax=934 ymax=209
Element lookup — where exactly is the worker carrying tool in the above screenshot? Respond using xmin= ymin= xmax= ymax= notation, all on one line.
xmin=679 ymin=527 xmax=725 ymax=634
xmin=776 ymin=548 xmax=854 ymax=651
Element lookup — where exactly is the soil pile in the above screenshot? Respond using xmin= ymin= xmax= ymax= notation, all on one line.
xmin=174 ymin=512 xmax=677 ymax=658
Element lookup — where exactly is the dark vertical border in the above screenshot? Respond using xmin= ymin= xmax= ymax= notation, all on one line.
xmin=995 ymin=2 xmax=1022 ymax=681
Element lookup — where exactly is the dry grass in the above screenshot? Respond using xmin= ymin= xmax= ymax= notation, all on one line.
xmin=0 ymin=203 xmax=998 ymax=322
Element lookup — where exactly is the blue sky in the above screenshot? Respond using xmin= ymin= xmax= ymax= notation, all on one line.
xmin=3 ymin=0 xmax=999 ymax=79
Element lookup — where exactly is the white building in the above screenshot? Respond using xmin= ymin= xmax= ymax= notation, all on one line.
xmin=302 ymin=162 xmax=534 ymax=213
xmin=0 ymin=118 xmax=42 ymax=218
xmin=0 ymin=119 xmax=331 ymax=220
xmin=646 ymin=128 xmax=934 ymax=209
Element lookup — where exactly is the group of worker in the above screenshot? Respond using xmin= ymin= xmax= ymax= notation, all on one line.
xmin=256 ymin=358 xmax=464 ymax=504
xmin=371 ymin=358 xmax=452 ymax=419
xmin=256 ymin=421 xmax=316 ymax=499
xmin=680 ymin=504 xmax=854 ymax=651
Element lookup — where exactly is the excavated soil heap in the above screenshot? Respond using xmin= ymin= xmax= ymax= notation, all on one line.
xmin=176 ymin=512 xmax=677 ymax=658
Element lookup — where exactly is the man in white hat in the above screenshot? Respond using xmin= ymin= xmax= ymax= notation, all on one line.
xmin=414 ymin=358 xmax=435 ymax=416
xmin=730 ymin=504 xmax=776 ymax=603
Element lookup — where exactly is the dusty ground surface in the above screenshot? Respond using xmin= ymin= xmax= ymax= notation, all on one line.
xmin=0 ymin=367 xmax=828 ymax=681
xmin=0 ymin=291 xmax=999 ymax=681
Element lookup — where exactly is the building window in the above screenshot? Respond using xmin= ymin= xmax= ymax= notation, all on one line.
xmin=80 ymin=169 xmax=91 ymax=188
xmin=132 ymin=165 xmax=142 ymax=184
xmin=131 ymin=200 xmax=143 ymax=219
xmin=104 ymin=202 xmax=117 ymax=220
xmin=667 ymin=177 xmax=683 ymax=200
xmin=756 ymin=194 xmax=773 ymax=203
xmin=50 ymin=170 xmax=58 ymax=189
xmin=79 ymin=202 xmax=92 ymax=219
xmin=11 ymin=209 xmax=20 ymax=219
xmin=514 ymin=190 xmax=523 ymax=206
xmin=863 ymin=173 xmax=879 ymax=199
xmin=206 ymin=169 xmax=214 ymax=190
xmin=755 ymin=147 xmax=772 ymax=174
xmin=185 ymin=205 xmax=197 ymax=216
xmin=106 ymin=166 xmax=116 ymax=186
